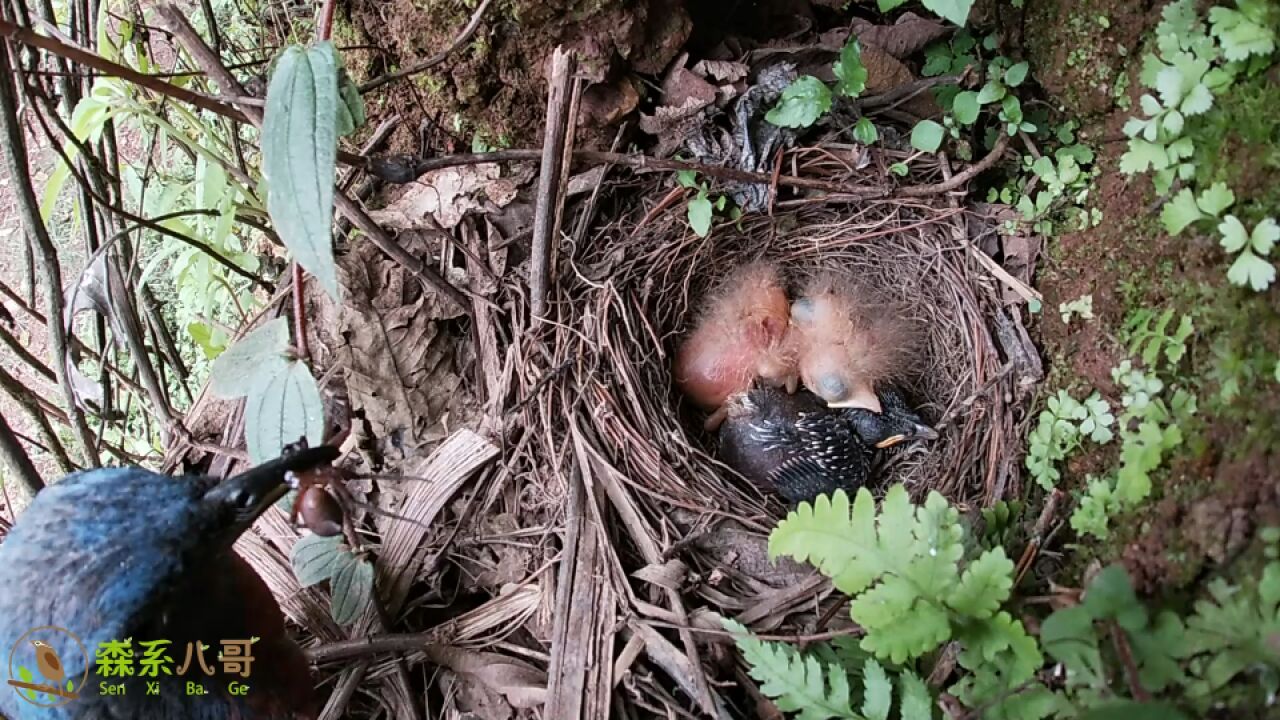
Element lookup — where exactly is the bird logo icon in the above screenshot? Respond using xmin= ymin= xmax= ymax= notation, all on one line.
xmin=31 ymin=640 xmax=64 ymax=684
xmin=6 ymin=626 xmax=88 ymax=707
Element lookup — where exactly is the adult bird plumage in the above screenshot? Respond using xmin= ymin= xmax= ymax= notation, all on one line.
xmin=0 ymin=446 xmax=337 ymax=720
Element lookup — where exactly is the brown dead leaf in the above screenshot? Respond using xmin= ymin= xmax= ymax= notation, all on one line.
xmin=336 ymin=236 xmax=471 ymax=454
xmin=579 ymin=76 xmax=640 ymax=127
xmin=851 ymin=12 xmax=951 ymax=59
xmin=368 ymin=163 xmax=501 ymax=230
xmin=861 ymin=43 xmax=940 ymax=117
xmin=661 ymin=66 xmax=717 ymax=110
xmin=692 ymin=58 xmax=748 ymax=83
xmin=426 ymin=646 xmax=547 ymax=709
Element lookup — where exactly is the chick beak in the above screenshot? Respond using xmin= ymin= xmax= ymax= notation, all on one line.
xmin=875 ymin=434 xmax=907 ymax=449
xmin=914 ymin=424 xmax=940 ymax=441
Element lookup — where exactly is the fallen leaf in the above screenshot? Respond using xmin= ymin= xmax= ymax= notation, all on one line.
xmin=661 ymin=66 xmax=718 ymax=110
xmin=861 ymin=42 xmax=940 ymax=116
xmin=426 ymin=646 xmax=547 ymax=709
xmin=579 ymin=76 xmax=640 ymax=126
xmin=692 ymin=58 xmax=749 ymax=83
xmin=367 ymin=163 xmax=501 ymax=230
xmin=337 ymin=237 xmax=472 ymax=455
xmin=851 ymin=12 xmax=950 ymax=59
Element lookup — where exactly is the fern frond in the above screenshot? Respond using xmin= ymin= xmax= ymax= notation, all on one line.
xmin=948 ymin=547 xmax=1015 ymax=619
xmin=723 ymin=618 xmax=861 ymax=720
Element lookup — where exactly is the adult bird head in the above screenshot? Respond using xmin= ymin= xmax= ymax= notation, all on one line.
xmin=0 ymin=445 xmax=337 ymax=719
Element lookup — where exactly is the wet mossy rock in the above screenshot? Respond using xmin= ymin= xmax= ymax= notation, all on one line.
xmin=1019 ymin=0 xmax=1156 ymax=118
xmin=347 ymin=0 xmax=691 ymax=147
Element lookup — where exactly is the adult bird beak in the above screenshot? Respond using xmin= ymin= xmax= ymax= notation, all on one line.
xmin=203 ymin=445 xmax=340 ymax=537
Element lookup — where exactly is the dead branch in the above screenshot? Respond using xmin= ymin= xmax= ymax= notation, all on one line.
xmin=0 ymin=32 xmax=99 ymax=468
xmin=530 ymin=47 xmax=576 ymax=320
xmin=0 ymin=410 xmax=44 ymax=496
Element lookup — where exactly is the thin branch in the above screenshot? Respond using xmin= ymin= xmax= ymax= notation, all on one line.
xmin=0 ymin=34 xmax=99 ymax=468
xmin=0 ymin=365 xmax=75 ymax=474
xmin=156 ymin=5 xmax=471 ymax=314
xmin=357 ymin=0 xmax=492 ymax=93
xmin=0 ymin=17 xmax=250 ymax=122
xmin=0 ymin=411 xmax=43 ymax=496
xmin=900 ymin=132 xmax=1011 ymax=197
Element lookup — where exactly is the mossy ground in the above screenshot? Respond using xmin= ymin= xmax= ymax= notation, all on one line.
xmin=1020 ymin=1 xmax=1280 ymax=596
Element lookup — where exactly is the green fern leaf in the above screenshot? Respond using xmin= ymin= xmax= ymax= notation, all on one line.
xmin=948 ymin=547 xmax=1015 ymax=619
xmin=723 ymin=618 xmax=861 ymax=720
xmin=853 ymin=577 xmax=953 ymax=663
xmin=861 ymin=659 xmax=892 ymax=720
xmin=770 ymin=489 xmax=884 ymax=596
xmin=903 ymin=492 xmax=964 ymax=596
xmin=898 ymin=671 xmax=934 ymax=720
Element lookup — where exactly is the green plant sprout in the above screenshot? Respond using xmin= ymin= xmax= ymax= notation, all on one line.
xmin=1026 ymin=390 xmax=1115 ymax=490
xmin=676 ymin=170 xmax=732 ymax=238
xmin=1218 ymin=215 xmax=1278 ymax=291
xmin=1059 ymin=295 xmax=1095 ymax=325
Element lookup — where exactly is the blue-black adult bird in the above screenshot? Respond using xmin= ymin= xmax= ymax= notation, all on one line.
xmin=0 ymin=445 xmax=337 ymax=720
xmin=718 ymin=384 xmax=937 ymax=503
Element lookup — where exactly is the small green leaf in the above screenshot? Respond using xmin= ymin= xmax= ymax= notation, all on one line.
xmin=921 ymin=0 xmax=974 ymax=26
xmin=291 ymin=533 xmax=344 ymax=587
xmin=244 ymin=360 xmax=325 ymax=463
xmin=910 ymin=120 xmax=946 ymax=153
xmin=1227 ymin=250 xmax=1276 ymax=291
xmin=852 ymin=117 xmax=879 ymax=144
xmin=952 ymin=91 xmax=980 ymax=125
xmin=1252 ymin=217 xmax=1279 ymax=255
xmin=675 ymin=169 xmax=699 ymax=188
xmin=878 ymin=0 xmax=908 ymax=10
xmin=898 ymin=671 xmax=933 ymax=720
xmin=330 ymin=551 xmax=374 ymax=624
xmin=833 ymin=39 xmax=868 ymax=98
xmin=889 ymin=162 xmax=910 ymax=176
xmin=1196 ymin=182 xmax=1235 ymax=217
xmin=1161 ymin=189 xmax=1203 ymax=235
xmin=263 ymin=43 xmax=342 ymax=300
xmin=687 ymin=194 xmax=713 ymax=237
xmin=209 ymin=318 xmax=291 ymax=399
xmin=976 ymin=80 xmax=1005 ymax=104
xmin=765 ymin=76 xmax=833 ymax=129
xmin=1218 ymin=214 xmax=1250 ymax=252
xmin=1004 ymin=62 xmax=1030 ymax=87
xmin=335 ymin=67 xmax=365 ymax=137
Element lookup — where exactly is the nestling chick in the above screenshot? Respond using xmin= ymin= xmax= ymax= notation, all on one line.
xmin=718 ymin=385 xmax=874 ymax=503
xmin=789 ymin=274 xmax=917 ymax=413
xmin=718 ymin=384 xmax=939 ymax=504
xmin=674 ymin=262 xmax=798 ymax=429
xmin=839 ymin=385 xmax=939 ymax=449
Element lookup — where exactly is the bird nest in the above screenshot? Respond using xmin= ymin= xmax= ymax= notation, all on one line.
xmin=527 ymin=145 xmax=1028 ymax=521
xmin=491 ymin=140 xmax=1040 ymax=711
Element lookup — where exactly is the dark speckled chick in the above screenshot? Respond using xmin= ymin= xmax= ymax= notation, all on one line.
xmin=718 ymin=385 xmax=937 ymax=503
